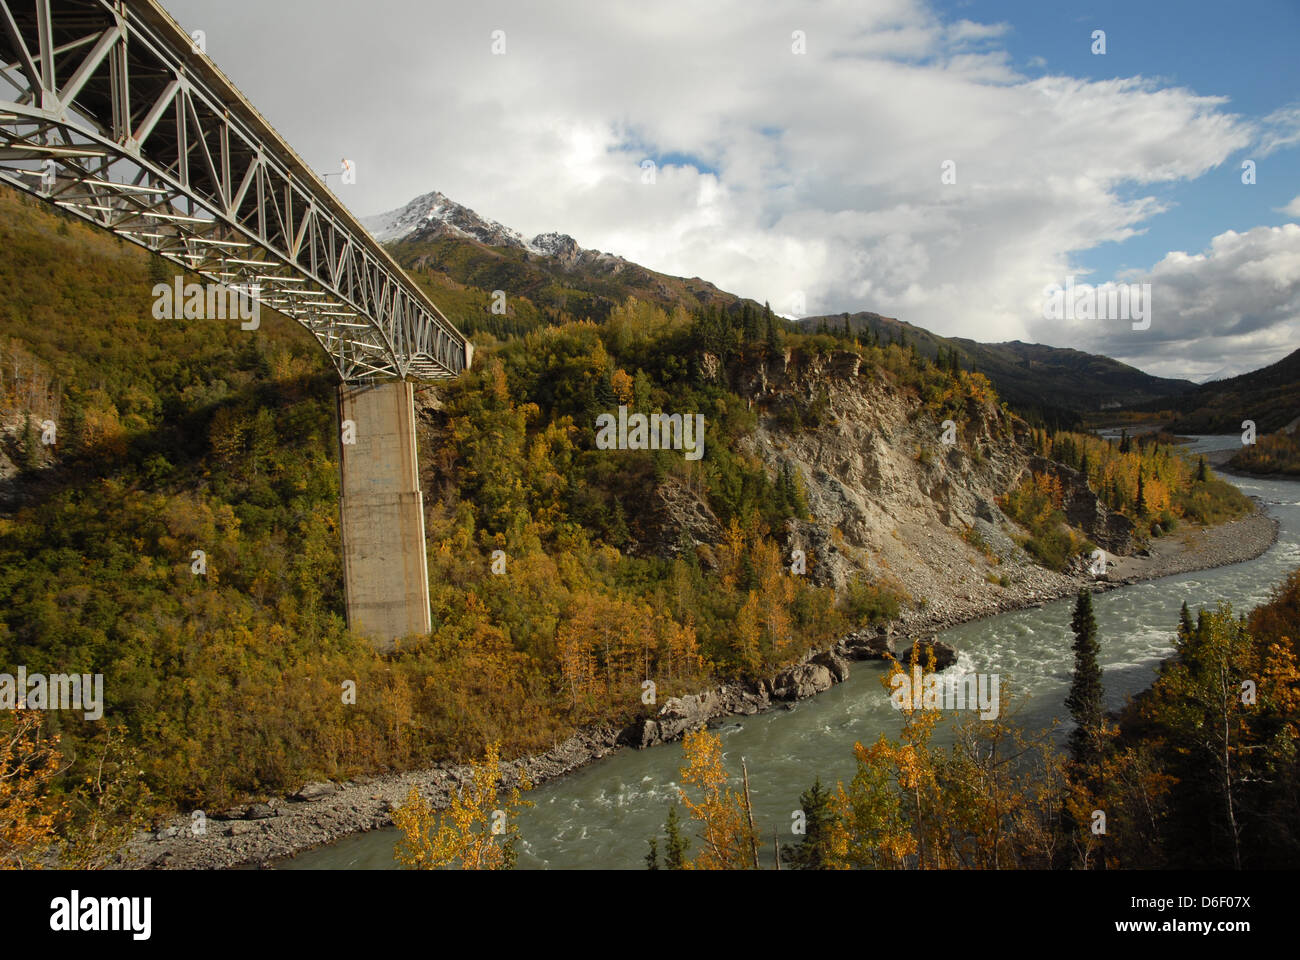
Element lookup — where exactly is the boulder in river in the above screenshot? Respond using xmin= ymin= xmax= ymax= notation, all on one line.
xmin=898 ymin=638 xmax=958 ymax=670
xmin=620 ymin=719 xmax=662 ymax=749
xmin=771 ymin=662 xmax=834 ymax=701
xmin=656 ymin=692 xmax=719 ymax=740
xmin=811 ymin=649 xmax=851 ymax=683
xmin=841 ymin=629 xmax=896 ymax=660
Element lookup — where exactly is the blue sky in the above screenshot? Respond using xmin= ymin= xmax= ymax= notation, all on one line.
xmin=162 ymin=0 xmax=1299 ymax=381
xmin=939 ymin=0 xmax=1300 ymax=284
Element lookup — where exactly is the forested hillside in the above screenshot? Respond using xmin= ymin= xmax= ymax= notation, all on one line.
xmin=0 ymin=187 xmax=920 ymax=858
xmin=0 ymin=183 xmax=1258 ymax=866
xmin=800 ymin=312 xmax=1197 ymax=427
xmin=1132 ymin=347 xmax=1300 ymax=435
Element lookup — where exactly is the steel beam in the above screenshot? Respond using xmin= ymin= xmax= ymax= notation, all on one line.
xmin=0 ymin=0 xmax=470 ymax=383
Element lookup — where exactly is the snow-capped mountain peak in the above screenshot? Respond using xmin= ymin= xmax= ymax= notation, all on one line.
xmin=361 ymin=190 xmax=582 ymax=260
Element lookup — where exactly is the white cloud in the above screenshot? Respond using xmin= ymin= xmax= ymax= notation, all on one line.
xmin=1280 ymin=195 xmax=1300 ymax=218
xmin=1255 ymin=103 xmax=1300 ymax=156
xmin=157 ymin=0 xmax=1291 ymax=378
xmin=1030 ymin=225 xmax=1300 ymax=380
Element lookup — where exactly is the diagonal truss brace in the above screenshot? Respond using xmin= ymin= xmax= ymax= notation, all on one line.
xmin=0 ymin=0 xmax=471 ymax=383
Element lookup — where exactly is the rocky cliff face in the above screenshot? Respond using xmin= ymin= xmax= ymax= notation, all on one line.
xmin=1027 ymin=455 xmax=1135 ymax=554
xmin=643 ymin=349 xmax=1128 ymax=618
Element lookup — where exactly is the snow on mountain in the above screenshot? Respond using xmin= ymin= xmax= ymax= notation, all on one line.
xmin=361 ymin=190 xmax=582 ymax=260
xmin=1196 ymin=363 xmax=1253 ymax=384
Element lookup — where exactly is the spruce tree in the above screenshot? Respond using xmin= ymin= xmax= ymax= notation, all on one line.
xmin=1178 ymin=600 xmax=1195 ymax=642
xmin=742 ymin=303 xmax=760 ymax=344
xmin=1195 ymin=456 xmax=1208 ymax=483
xmin=765 ymin=311 xmax=781 ymax=356
xmin=19 ymin=415 xmax=42 ymax=471
xmin=1065 ymin=589 xmax=1104 ymax=766
xmin=663 ymin=804 xmax=688 ymax=869
xmin=781 ymin=778 xmax=835 ymax=869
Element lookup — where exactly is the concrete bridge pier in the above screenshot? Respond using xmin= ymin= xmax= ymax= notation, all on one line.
xmin=337 ymin=381 xmax=432 ymax=650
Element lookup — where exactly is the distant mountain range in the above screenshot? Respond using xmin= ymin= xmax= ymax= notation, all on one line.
xmin=1131 ymin=347 xmax=1300 ymax=435
xmin=362 ymin=190 xmax=1286 ymax=428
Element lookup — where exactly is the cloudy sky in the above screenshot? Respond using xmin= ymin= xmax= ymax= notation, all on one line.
xmin=161 ymin=0 xmax=1300 ymax=382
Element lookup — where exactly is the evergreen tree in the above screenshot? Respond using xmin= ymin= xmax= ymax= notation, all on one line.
xmin=1195 ymin=456 xmax=1208 ymax=483
xmin=606 ymin=499 xmax=631 ymax=547
xmin=1119 ymin=429 xmax=1131 ymax=454
xmin=1178 ymin=600 xmax=1195 ymax=641
xmin=765 ymin=311 xmax=781 ymax=356
xmin=644 ymin=836 xmax=659 ymax=870
xmin=1136 ymin=469 xmax=1147 ymax=517
xmin=742 ymin=303 xmax=760 ymax=344
xmin=147 ymin=254 xmax=171 ymax=286
xmin=775 ymin=462 xmax=806 ymax=519
xmin=1065 ymin=589 xmax=1104 ymax=767
xmin=19 ymin=415 xmax=42 ymax=472
xmin=663 ymin=804 xmax=688 ymax=869
xmin=781 ymin=778 xmax=836 ymax=869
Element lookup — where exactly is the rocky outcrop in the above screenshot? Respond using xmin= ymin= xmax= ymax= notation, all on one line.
xmin=771 ymin=661 xmax=835 ymax=701
xmin=733 ymin=349 xmax=1052 ymax=616
xmin=899 ymin=638 xmax=958 ymax=670
xmin=812 ymin=649 xmax=851 ymax=683
xmin=620 ymin=647 xmax=863 ymax=749
xmin=1027 ymin=455 xmax=1135 ymax=555
xmin=530 ymin=232 xmax=581 ymax=265
xmin=621 ymin=683 xmax=774 ymax=749
xmin=290 ymin=782 xmax=340 ymax=803
xmin=656 ymin=691 xmax=721 ymax=740
xmin=644 ymin=476 xmax=723 ymax=558
xmin=841 ymin=627 xmax=897 ymax=660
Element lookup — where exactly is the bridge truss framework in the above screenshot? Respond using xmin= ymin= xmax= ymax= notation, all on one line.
xmin=0 ymin=0 xmax=471 ymax=382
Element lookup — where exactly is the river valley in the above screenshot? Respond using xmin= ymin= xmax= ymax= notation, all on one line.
xmin=278 ymin=437 xmax=1300 ymax=870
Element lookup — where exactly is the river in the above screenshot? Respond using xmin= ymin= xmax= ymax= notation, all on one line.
xmin=282 ymin=436 xmax=1300 ymax=870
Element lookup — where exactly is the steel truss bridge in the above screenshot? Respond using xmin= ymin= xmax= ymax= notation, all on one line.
xmin=0 ymin=0 xmax=471 ymax=382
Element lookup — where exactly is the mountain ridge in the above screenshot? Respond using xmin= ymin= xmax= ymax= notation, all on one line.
xmin=1134 ymin=346 xmax=1300 ymax=434
xmin=799 ymin=312 xmax=1197 ymax=426
xmin=362 ymin=189 xmax=589 ymax=260
xmin=364 ymin=189 xmax=1258 ymax=427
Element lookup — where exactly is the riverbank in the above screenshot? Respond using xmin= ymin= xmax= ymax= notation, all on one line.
xmin=123 ymin=503 xmax=1280 ymax=870
xmin=1204 ymin=444 xmax=1300 ymax=482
